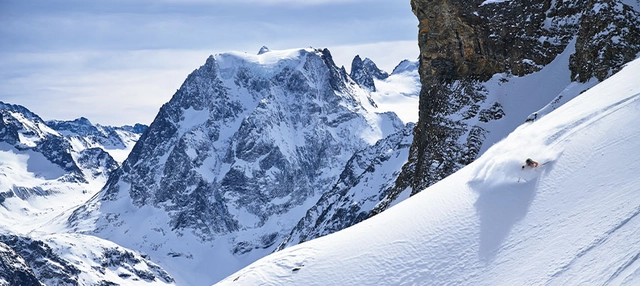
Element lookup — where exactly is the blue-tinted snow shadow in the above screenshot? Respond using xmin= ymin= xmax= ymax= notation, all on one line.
xmin=470 ymin=178 xmax=537 ymax=262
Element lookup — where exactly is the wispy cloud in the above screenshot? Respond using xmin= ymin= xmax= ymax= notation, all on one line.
xmin=0 ymin=0 xmax=417 ymax=126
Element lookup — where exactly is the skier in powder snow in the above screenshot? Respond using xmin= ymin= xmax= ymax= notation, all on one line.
xmin=522 ymin=158 xmax=539 ymax=169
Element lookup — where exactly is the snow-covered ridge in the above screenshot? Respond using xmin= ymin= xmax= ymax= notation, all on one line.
xmin=216 ymin=56 xmax=640 ymax=286
xmin=46 ymin=117 xmax=147 ymax=163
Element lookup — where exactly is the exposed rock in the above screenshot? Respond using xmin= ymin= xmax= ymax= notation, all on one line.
xmin=395 ymin=0 xmax=640 ymax=198
xmin=47 ymin=117 xmax=147 ymax=153
xmin=570 ymin=0 xmax=640 ymax=82
xmin=278 ymin=123 xmax=414 ymax=249
xmin=350 ymin=55 xmax=390 ymax=91
xmin=0 ymin=234 xmax=80 ymax=286
xmin=0 ymin=241 xmax=42 ymax=286
xmin=76 ymin=147 xmax=119 ymax=179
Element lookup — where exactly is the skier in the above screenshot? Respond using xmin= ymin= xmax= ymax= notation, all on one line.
xmin=525 ymin=112 xmax=538 ymax=123
xmin=522 ymin=158 xmax=538 ymax=169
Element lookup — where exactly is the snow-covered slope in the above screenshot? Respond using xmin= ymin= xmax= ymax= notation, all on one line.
xmin=0 ymin=102 xmax=162 ymax=285
xmin=369 ymin=60 xmax=420 ymax=123
xmin=216 ymin=56 xmax=640 ymax=285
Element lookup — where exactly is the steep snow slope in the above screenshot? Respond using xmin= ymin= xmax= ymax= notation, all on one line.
xmin=216 ymin=57 xmax=640 ymax=285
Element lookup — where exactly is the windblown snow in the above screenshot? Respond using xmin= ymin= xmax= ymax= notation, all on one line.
xmin=216 ymin=58 xmax=640 ymax=285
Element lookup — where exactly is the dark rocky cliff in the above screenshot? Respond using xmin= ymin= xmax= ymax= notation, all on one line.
xmin=379 ymin=0 xmax=640 ymax=206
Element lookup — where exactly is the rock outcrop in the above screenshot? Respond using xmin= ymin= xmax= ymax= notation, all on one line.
xmin=350 ymin=55 xmax=389 ymax=91
xmin=389 ymin=0 xmax=640 ymax=200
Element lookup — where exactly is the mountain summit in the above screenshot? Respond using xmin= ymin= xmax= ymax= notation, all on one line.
xmin=69 ymin=47 xmax=405 ymax=284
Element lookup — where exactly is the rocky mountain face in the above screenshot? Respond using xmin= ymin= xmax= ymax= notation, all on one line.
xmin=385 ymin=0 xmax=640 ymax=204
xmin=67 ymin=47 xmax=406 ymax=283
xmin=0 ymin=234 xmax=81 ymax=286
xmin=0 ymin=240 xmax=41 ymax=286
xmin=0 ymin=233 xmax=175 ymax=285
xmin=277 ymin=123 xmax=415 ymax=250
xmin=273 ymin=58 xmax=421 ymax=251
xmin=350 ymin=55 xmax=389 ymax=91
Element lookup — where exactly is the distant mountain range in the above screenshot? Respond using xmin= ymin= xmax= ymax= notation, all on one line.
xmin=0 ymin=101 xmax=159 ymax=285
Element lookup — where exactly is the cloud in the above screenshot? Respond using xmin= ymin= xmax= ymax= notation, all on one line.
xmin=0 ymin=49 xmax=210 ymax=125
xmin=0 ymin=0 xmax=418 ymax=126
xmin=0 ymin=41 xmax=418 ymax=126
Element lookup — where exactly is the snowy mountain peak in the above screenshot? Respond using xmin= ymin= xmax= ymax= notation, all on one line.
xmin=68 ymin=46 xmax=405 ymax=284
xmin=257 ymin=46 xmax=271 ymax=55
xmin=391 ymin=59 xmax=419 ymax=75
xmin=46 ymin=118 xmax=147 ymax=164
xmin=0 ymin=102 xmax=147 ymax=228
xmin=0 ymin=102 xmax=84 ymax=183
xmin=0 ymin=101 xmax=61 ymax=147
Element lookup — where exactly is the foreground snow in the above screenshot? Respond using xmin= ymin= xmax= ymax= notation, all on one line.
xmin=216 ymin=58 xmax=640 ymax=285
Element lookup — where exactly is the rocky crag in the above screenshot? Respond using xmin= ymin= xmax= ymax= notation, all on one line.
xmin=377 ymin=0 xmax=640 ymax=210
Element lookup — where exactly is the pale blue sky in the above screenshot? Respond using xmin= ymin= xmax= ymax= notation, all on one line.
xmin=0 ymin=0 xmax=418 ymax=125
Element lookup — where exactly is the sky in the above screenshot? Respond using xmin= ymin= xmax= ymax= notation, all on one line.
xmin=0 ymin=0 xmax=419 ymax=126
